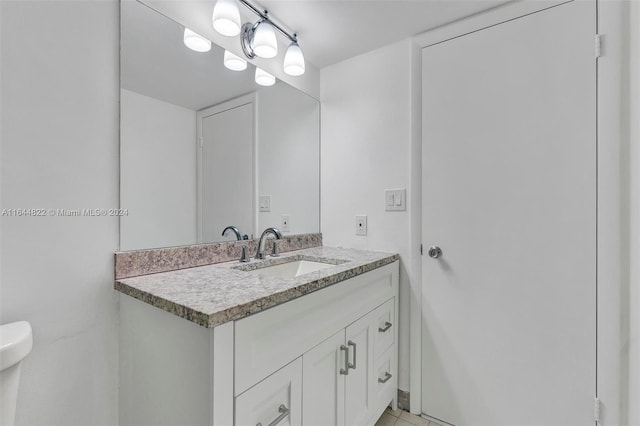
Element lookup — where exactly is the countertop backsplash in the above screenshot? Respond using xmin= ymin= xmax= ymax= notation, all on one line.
xmin=114 ymin=233 xmax=322 ymax=279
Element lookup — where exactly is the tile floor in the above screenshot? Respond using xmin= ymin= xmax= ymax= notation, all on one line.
xmin=375 ymin=407 xmax=444 ymax=426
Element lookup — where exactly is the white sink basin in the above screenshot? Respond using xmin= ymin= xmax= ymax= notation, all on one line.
xmin=247 ymin=260 xmax=334 ymax=278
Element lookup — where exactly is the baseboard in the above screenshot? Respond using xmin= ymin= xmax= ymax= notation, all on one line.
xmin=397 ymin=389 xmax=410 ymax=412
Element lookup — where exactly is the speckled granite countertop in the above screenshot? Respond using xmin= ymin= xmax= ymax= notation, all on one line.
xmin=115 ymin=246 xmax=399 ymax=328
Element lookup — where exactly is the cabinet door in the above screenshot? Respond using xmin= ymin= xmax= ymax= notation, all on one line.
xmin=344 ymin=311 xmax=375 ymax=426
xmin=235 ymin=358 xmax=302 ymax=426
xmin=302 ymin=330 xmax=345 ymax=426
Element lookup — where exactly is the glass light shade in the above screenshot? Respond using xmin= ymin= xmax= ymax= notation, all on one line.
xmin=255 ymin=67 xmax=276 ymax=86
xmin=224 ymin=50 xmax=247 ymax=71
xmin=283 ymin=42 xmax=305 ymax=76
xmin=252 ymin=21 xmax=278 ymax=58
xmin=212 ymin=0 xmax=241 ymax=36
xmin=183 ymin=28 xmax=211 ymax=52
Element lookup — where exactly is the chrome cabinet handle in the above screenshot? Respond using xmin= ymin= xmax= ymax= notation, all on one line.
xmin=348 ymin=340 xmax=356 ymax=371
xmin=428 ymin=246 xmax=442 ymax=259
xmin=339 ymin=345 xmax=349 ymax=375
xmin=378 ymin=372 xmax=393 ymax=384
xmin=378 ymin=321 xmax=392 ymax=333
xmin=256 ymin=404 xmax=289 ymax=426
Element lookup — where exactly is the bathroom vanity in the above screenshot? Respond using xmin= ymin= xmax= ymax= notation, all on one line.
xmin=117 ymin=2 xmax=392 ymax=424
xmin=116 ymin=245 xmax=399 ymax=426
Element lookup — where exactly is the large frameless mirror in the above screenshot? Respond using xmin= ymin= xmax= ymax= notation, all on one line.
xmin=119 ymin=0 xmax=320 ymax=251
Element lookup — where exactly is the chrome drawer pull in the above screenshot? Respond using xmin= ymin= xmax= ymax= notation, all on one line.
xmin=339 ymin=345 xmax=349 ymax=375
xmin=348 ymin=340 xmax=356 ymax=370
xmin=256 ymin=404 xmax=289 ymax=426
xmin=378 ymin=372 xmax=393 ymax=384
xmin=378 ymin=321 xmax=392 ymax=333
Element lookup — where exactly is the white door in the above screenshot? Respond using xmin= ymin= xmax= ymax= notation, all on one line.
xmin=421 ymin=2 xmax=596 ymax=425
xmin=198 ymin=99 xmax=254 ymax=243
xmin=302 ymin=330 xmax=346 ymax=426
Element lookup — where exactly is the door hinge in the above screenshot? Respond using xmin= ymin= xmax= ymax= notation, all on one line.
xmin=420 ymin=244 xmax=423 ymax=255
xmin=594 ymin=397 xmax=601 ymax=423
xmin=595 ymin=34 xmax=602 ymax=59
xmin=199 ymin=137 xmax=204 ymax=148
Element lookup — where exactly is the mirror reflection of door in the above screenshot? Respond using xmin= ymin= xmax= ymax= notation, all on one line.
xmin=198 ymin=95 xmax=255 ymax=243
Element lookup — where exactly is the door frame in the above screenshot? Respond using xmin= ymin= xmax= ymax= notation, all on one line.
xmin=409 ymin=1 xmax=629 ymax=423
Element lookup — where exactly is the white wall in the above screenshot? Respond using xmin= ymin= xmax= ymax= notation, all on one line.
xmin=320 ymin=39 xmax=416 ymax=392
xmin=120 ymin=89 xmax=197 ymax=250
xmin=0 ymin=1 xmax=119 ymax=424
xmin=258 ymin=83 xmax=320 ymax=236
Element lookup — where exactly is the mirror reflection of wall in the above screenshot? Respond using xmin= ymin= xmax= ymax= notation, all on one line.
xmin=119 ymin=0 xmax=320 ymax=251
xmin=120 ymin=89 xmax=198 ymax=250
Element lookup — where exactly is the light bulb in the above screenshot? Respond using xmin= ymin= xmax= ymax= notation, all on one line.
xmin=255 ymin=67 xmax=276 ymax=86
xmin=183 ymin=28 xmax=211 ymax=52
xmin=224 ymin=50 xmax=247 ymax=71
xmin=283 ymin=42 xmax=305 ymax=76
xmin=212 ymin=0 xmax=241 ymax=37
xmin=251 ymin=21 xmax=278 ymax=58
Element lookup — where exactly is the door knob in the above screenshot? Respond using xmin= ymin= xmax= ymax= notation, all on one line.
xmin=428 ymin=246 xmax=442 ymax=259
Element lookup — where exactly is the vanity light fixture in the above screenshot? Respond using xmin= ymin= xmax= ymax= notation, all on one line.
xmin=212 ymin=0 xmax=241 ymax=36
xmin=247 ymin=19 xmax=278 ymax=58
xmin=211 ymin=0 xmax=305 ymax=76
xmin=183 ymin=28 xmax=212 ymax=52
xmin=255 ymin=67 xmax=275 ymax=86
xmin=223 ymin=50 xmax=247 ymax=71
xmin=283 ymin=41 xmax=305 ymax=76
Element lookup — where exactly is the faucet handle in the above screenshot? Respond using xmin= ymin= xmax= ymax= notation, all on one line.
xmin=239 ymin=244 xmax=250 ymax=263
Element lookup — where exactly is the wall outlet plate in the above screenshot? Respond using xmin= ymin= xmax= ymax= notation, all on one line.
xmin=281 ymin=215 xmax=290 ymax=232
xmin=355 ymin=215 xmax=367 ymax=236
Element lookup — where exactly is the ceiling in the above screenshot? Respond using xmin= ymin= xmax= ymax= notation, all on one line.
xmin=122 ymin=0 xmax=514 ymax=109
xmin=252 ymin=0 xmax=513 ymax=68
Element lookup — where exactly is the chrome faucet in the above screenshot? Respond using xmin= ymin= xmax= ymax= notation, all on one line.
xmin=255 ymin=227 xmax=283 ymax=260
xmin=221 ymin=225 xmax=243 ymax=240
xmin=222 ymin=226 xmax=250 ymax=263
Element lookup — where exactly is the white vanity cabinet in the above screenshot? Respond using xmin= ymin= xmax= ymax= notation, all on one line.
xmin=119 ymin=260 xmax=399 ymax=426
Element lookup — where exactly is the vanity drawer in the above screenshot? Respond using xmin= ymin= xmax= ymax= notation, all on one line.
xmin=374 ymin=298 xmax=395 ymax=359
xmin=235 ymin=357 xmax=302 ymax=426
xmin=374 ymin=347 xmax=396 ymax=410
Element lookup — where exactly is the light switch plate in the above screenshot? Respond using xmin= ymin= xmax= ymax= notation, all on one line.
xmin=385 ymin=189 xmax=406 ymax=211
xmin=355 ymin=215 xmax=367 ymax=236
xmin=259 ymin=195 xmax=271 ymax=212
